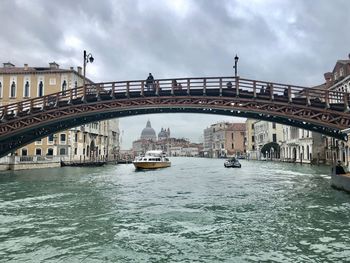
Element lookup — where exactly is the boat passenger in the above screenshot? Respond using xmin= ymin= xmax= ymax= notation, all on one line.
xmin=335 ymin=160 xmax=346 ymax=175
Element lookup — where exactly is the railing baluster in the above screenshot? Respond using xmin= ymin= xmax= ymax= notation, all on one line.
xmin=253 ymin=81 xmax=257 ymax=98
xmin=203 ymin=78 xmax=206 ymax=96
xmin=126 ymin=82 xmax=130 ymax=97
xmin=156 ymin=80 xmax=159 ymax=96
xmin=29 ymin=99 xmax=33 ymax=113
xmin=171 ymin=80 xmax=174 ymax=96
xmin=187 ymin=79 xmax=190 ymax=95
xmin=69 ymin=88 xmax=73 ymax=104
xmin=270 ymin=84 xmax=274 ymax=100
xmin=55 ymin=93 xmax=59 ymax=107
xmin=325 ymin=90 xmax=330 ymax=108
xmin=305 ymin=88 xmax=310 ymax=106
xmin=111 ymin=83 xmax=115 ymax=99
xmin=141 ymin=81 xmax=144 ymax=96
xmin=96 ymin=84 xmax=101 ymax=101
xmin=288 ymin=86 xmax=292 ymax=103
xmin=344 ymin=92 xmax=349 ymax=112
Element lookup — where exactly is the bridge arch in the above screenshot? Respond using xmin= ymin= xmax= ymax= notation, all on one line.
xmin=0 ymin=76 xmax=349 ymax=157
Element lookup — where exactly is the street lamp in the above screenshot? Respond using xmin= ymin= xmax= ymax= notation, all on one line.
xmin=233 ymin=54 xmax=239 ymax=77
xmin=83 ymin=50 xmax=94 ymax=100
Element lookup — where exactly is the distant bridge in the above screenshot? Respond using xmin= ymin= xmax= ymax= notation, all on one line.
xmin=0 ymin=76 xmax=349 ymax=157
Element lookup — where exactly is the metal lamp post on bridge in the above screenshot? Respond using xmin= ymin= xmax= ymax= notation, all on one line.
xmin=233 ymin=54 xmax=239 ymax=77
xmin=83 ymin=50 xmax=94 ymax=101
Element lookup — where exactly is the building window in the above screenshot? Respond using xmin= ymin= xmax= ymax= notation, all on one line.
xmin=47 ymin=148 xmax=54 ymax=156
xmin=38 ymin=81 xmax=44 ymax=97
xmin=21 ymin=148 xmax=28 ymax=156
xmin=10 ymin=81 xmax=16 ymax=98
xmin=35 ymin=139 xmax=42 ymax=145
xmin=74 ymin=148 xmax=77 ymax=155
xmin=59 ymin=148 xmax=66 ymax=155
xmin=83 ymin=134 xmax=86 ymax=143
xmin=75 ymin=133 xmax=78 ymax=142
xmin=272 ymin=122 xmax=276 ymax=129
xmin=49 ymin=78 xmax=56 ymax=85
xmin=62 ymin=80 xmax=67 ymax=95
xmin=273 ymin=134 xmax=277 ymax=143
xmin=60 ymin=134 xmax=66 ymax=143
xmin=35 ymin=148 xmax=42 ymax=156
xmin=48 ymin=134 xmax=54 ymax=143
xmin=252 ymin=136 xmax=255 ymax=142
xmin=24 ymin=81 xmax=30 ymax=97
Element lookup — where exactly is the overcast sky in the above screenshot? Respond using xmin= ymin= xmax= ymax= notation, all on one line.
xmin=1 ymin=0 xmax=350 ymax=149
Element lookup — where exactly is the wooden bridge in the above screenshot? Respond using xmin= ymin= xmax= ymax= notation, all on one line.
xmin=0 ymin=76 xmax=349 ymax=157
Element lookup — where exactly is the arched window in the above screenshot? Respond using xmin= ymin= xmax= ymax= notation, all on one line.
xmin=62 ymin=80 xmax=67 ymax=95
xmin=10 ymin=81 xmax=16 ymax=98
xmin=38 ymin=81 xmax=44 ymax=97
xmin=24 ymin=81 xmax=30 ymax=97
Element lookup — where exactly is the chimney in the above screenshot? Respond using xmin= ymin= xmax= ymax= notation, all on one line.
xmin=77 ymin=66 xmax=82 ymax=75
xmin=24 ymin=64 xmax=28 ymax=70
xmin=324 ymin=72 xmax=333 ymax=87
xmin=49 ymin=62 xmax=59 ymax=69
xmin=3 ymin=62 xmax=15 ymax=68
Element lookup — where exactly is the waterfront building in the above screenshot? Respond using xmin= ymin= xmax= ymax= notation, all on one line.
xmin=203 ymin=126 xmax=214 ymax=157
xmin=0 ymin=62 xmax=119 ymax=168
xmin=203 ymin=122 xmax=245 ymax=158
xmin=253 ymin=120 xmax=283 ymax=159
xmin=245 ymin=119 xmax=257 ymax=159
xmin=320 ymin=55 xmax=350 ymax=166
xmin=280 ymin=126 xmax=325 ymax=164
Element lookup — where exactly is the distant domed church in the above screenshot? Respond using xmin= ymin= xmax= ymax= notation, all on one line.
xmin=140 ymin=120 xmax=157 ymax=141
xmin=158 ymin=127 xmax=170 ymax=140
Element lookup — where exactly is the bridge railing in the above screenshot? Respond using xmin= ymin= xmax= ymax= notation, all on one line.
xmin=0 ymin=76 xmax=349 ymax=120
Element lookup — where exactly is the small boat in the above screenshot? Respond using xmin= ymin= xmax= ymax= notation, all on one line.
xmin=60 ymin=160 xmax=106 ymax=167
xmin=330 ymin=164 xmax=350 ymax=193
xmin=133 ymin=150 xmax=171 ymax=170
xmin=224 ymin=158 xmax=241 ymax=168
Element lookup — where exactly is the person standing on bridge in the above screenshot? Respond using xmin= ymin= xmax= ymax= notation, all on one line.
xmin=146 ymin=73 xmax=155 ymax=91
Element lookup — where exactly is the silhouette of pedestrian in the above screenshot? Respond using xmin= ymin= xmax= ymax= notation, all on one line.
xmin=146 ymin=73 xmax=154 ymax=91
xmin=336 ymin=160 xmax=346 ymax=174
xmin=260 ymin=85 xmax=265 ymax=94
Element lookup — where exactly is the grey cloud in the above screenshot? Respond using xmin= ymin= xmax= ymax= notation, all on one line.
xmin=1 ymin=0 xmax=349 ymax=148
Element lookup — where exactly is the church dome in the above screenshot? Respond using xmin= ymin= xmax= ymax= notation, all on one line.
xmin=141 ymin=120 xmax=157 ymax=141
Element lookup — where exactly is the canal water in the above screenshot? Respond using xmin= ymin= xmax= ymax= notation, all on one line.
xmin=0 ymin=158 xmax=350 ymax=262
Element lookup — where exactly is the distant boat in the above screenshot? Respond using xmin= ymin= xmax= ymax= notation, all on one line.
xmin=224 ymin=158 xmax=241 ymax=168
xmin=60 ymin=160 xmax=106 ymax=167
xmin=133 ymin=150 xmax=171 ymax=169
